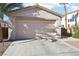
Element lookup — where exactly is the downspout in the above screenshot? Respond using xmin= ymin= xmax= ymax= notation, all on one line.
xmin=13 ymin=16 xmax=16 ymax=40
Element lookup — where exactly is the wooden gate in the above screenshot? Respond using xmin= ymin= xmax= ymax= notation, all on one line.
xmin=0 ymin=28 xmax=2 ymax=41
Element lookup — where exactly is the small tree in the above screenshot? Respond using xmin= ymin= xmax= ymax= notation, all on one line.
xmin=72 ymin=25 xmax=79 ymax=38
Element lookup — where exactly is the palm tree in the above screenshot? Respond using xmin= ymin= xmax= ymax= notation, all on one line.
xmin=0 ymin=3 xmax=23 ymax=19
xmin=59 ymin=3 xmax=68 ymax=29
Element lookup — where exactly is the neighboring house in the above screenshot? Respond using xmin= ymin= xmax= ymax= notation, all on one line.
xmin=62 ymin=10 xmax=79 ymax=28
xmin=0 ymin=18 xmax=6 ymax=27
xmin=7 ymin=4 xmax=62 ymax=40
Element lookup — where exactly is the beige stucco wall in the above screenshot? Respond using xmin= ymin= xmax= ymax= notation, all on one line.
xmin=8 ymin=17 xmax=16 ymax=40
xmin=8 ymin=8 xmax=60 ymax=20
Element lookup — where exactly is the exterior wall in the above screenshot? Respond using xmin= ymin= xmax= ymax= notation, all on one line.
xmin=8 ymin=8 xmax=61 ymax=20
xmin=8 ymin=17 xmax=16 ymax=40
xmin=62 ymin=12 xmax=79 ymax=28
xmin=0 ymin=18 xmax=5 ymax=27
xmin=55 ymin=17 xmax=61 ymax=36
xmin=8 ymin=27 xmax=13 ymax=40
xmin=7 ymin=19 xmax=14 ymax=40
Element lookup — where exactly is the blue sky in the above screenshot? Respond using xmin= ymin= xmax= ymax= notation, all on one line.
xmin=24 ymin=3 xmax=79 ymax=14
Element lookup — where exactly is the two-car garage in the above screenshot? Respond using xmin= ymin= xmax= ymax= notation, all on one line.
xmin=8 ymin=4 xmax=62 ymax=40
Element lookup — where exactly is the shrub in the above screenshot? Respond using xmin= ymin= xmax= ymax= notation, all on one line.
xmin=72 ymin=25 xmax=79 ymax=38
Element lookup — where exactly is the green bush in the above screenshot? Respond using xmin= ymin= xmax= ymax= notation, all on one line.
xmin=73 ymin=30 xmax=79 ymax=38
xmin=72 ymin=25 xmax=79 ymax=38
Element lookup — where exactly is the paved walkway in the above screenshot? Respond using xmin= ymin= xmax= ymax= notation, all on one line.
xmin=2 ymin=39 xmax=79 ymax=56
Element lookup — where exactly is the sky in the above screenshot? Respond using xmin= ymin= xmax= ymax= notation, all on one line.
xmin=23 ymin=3 xmax=79 ymax=14
xmin=3 ymin=3 xmax=79 ymax=21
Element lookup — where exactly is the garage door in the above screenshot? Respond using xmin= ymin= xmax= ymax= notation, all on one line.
xmin=15 ymin=19 xmax=54 ymax=39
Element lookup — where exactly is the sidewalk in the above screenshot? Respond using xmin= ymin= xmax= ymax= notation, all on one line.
xmin=63 ymin=37 xmax=79 ymax=49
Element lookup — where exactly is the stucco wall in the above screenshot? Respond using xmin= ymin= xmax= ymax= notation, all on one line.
xmin=8 ymin=17 xmax=16 ymax=40
xmin=8 ymin=8 xmax=61 ymax=20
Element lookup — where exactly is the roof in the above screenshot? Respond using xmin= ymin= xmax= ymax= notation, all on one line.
xmin=68 ymin=9 xmax=79 ymax=14
xmin=63 ymin=9 xmax=79 ymax=16
xmin=7 ymin=4 xmax=63 ymax=17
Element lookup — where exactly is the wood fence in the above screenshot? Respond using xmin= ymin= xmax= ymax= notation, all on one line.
xmin=0 ymin=27 xmax=8 ymax=41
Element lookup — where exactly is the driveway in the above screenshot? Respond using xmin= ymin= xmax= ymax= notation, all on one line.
xmin=2 ymin=39 xmax=79 ymax=56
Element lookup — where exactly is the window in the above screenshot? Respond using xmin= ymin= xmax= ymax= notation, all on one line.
xmin=68 ymin=13 xmax=78 ymax=22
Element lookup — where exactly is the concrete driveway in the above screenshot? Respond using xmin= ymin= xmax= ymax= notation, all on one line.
xmin=2 ymin=39 xmax=79 ymax=56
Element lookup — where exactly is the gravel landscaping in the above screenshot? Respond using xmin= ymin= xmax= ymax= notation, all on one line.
xmin=0 ymin=41 xmax=12 ymax=56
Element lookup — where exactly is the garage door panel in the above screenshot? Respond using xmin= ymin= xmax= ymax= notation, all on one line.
xmin=15 ymin=19 xmax=54 ymax=39
xmin=15 ymin=23 xmax=35 ymax=39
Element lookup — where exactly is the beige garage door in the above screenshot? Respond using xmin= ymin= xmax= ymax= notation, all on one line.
xmin=15 ymin=19 xmax=54 ymax=39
